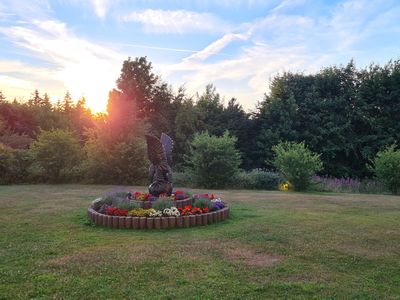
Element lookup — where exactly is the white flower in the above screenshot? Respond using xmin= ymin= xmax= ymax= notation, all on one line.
xmin=162 ymin=207 xmax=180 ymax=216
xmin=149 ymin=210 xmax=163 ymax=217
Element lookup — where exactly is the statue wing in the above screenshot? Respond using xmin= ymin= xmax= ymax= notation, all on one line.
xmin=160 ymin=133 xmax=174 ymax=165
xmin=145 ymin=135 xmax=168 ymax=169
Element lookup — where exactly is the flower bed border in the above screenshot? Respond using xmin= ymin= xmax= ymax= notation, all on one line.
xmin=87 ymin=205 xmax=230 ymax=229
xmin=133 ymin=197 xmax=192 ymax=209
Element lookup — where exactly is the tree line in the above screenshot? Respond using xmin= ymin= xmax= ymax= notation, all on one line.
xmin=0 ymin=57 xmax=399 ymax=185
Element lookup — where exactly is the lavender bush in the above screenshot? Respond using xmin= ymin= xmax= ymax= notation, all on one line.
xmin=312 ymin=175 xmax=388 ymax=194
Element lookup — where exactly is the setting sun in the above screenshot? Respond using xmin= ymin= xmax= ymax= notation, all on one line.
xmin=59 ymin=60 xmax=120 ymax=113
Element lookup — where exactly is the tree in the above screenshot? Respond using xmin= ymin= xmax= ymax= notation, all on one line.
xmin=196 ymin=84 xmax=225 ymax=135
xmin=173 ymin=97 xmax=202 ymax=167
xmin=29 ymin=129 xmax=82 ymax=182
xmin=63 ymin=91 xmax=73 ymax=113
xmin=28 ymin=89 xmax=42 ymax=106
xmin=184 ymin=131 xmax=241 ymax=188
xmin=272 ymin=141 xmax=323 ymax=191
xmin=0 ymin=91 xmax=5 ymax=103
xmin=115 ymin=56 xmax=158 ymax=119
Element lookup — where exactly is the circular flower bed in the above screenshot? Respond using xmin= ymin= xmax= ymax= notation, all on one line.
xmin=87 ymin=190 xmax=230 ymax=229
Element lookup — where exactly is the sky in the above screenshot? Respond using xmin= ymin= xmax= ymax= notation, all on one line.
xmin=0 ymin=0 xmax=399 ymax=112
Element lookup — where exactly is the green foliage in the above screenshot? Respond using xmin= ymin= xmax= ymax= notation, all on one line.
xmin=29 ymin=129 xmax=83 ymax=183
xmin=83 ymin=124 xmax=148 ymax=184
xmin=372 ymin=145 xmax=400 ymax=194
xmin=233 ymin=170 xmax=281 ymax=190
xmin=0 ymin=143 xmax=16 ymax=184
xmin=117 ymin=201 xmax=140 ymax=210
xmin=184 ymin=131 xmax=241 ymax=188
xmin=152 ymin=198 xmax=173 ymax=211
xmin=102 ymin=192 xmax=129 ymax=207
xmin=12 ymin=149 xmax=33 ymax=183
xmin=255 ymin=60 xmax=400 ymax=178
xmin=272 ymin=141 xmax=323 ymax=191
xmin=193 ymin=198 xmax=214 ymax=210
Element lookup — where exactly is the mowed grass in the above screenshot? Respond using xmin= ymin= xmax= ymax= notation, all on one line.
xmin=0 ymin=185 xmax=400 ymax=299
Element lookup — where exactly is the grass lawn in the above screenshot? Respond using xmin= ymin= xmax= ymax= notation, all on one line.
xmin=0 ymin=185 xmax=400 ymax=299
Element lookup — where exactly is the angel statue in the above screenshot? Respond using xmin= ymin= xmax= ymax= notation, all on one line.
xmin=145 ymin=133 xmax=174 ymax=197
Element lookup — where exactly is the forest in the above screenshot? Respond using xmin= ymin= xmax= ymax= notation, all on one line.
xmin=1 ymin=57 xmax=400 ymax=186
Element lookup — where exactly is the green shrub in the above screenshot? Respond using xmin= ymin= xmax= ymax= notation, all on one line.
xmin=83 ymin=129 xmax=148 ymax=184
xmin=12 ymin=149 xmax=32 ymax=183
xmin=193 ymin=198 xmax=214 ymax=210
xmin=173 ymin=172 xmax=194 ymax=187
xmin=232 ymin=170 xmax=280 ymax=190
xmin=272 ymin=141 xmax=323 ymax=191
xmin=372 ymin=145 xmax=400 ymax=194
xmin=0 ymin=144 xmax=16 ymax=184
xmin=152 ymin=198 xmax=173 ymax=211
xmin=29 ymin=129 xmax=83 ymax=183
xmin=117 ymin=201 xmax=140 ymax=210
xmin=102 ymin=191 xmax=129 ymax=207
xmin=184 ymin=131 xmax=241 ymax=188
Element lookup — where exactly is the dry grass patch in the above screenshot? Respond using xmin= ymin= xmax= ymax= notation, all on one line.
xmin=44 ymin=243 xmax=156 ymax=271
xmin=223 ymin=244 xmax=282 ymax=267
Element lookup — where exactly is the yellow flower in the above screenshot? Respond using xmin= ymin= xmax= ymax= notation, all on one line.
xmin=279 ymin=182 xmax=290 ymax=191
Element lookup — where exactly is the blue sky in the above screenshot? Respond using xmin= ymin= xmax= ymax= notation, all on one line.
xmin=0 ymin=0 xmax=399 ymax=112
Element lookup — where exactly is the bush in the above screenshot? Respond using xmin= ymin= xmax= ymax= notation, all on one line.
xmin=152 ymin=198 xmax=173 ymax=211
xmin=83 ymin=128 xmax=148 ymax=184
xmin=0 ymin=144 xmax=16 ymax=184
xmin=173 ymin=172 xmax=194 ymax=187
xmin=272 ymin=141 xmax=323 ymax=191
xmin=184 ymin=131 xmax=241 ymax=188
xmin=312 ymin=175 xmax=388 ymax=194
xmin=232 ymin=170 xmax=280 ymax=190
xmin=372 ymin=145 xmax=400 ymax=194
xmin=29 ymin=129 xmax=83 ymax=183
xmin=193 ymin=198 xmax=214 ymax=210
xmin=12 ymin=149 xmax=32 ymax=183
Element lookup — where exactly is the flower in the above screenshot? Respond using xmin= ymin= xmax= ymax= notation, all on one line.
xmin=163 ymin=206 xmax=180 ymax=217
xmin=149 ymin=210 xmax=163 ymax=217
xmin=128 ymin=208 xmax=156 ymax=217
xmin=279 ymin=182 xmax=290 ymax=191
xmin=106 ymin=207 xmax=128 ymax=216
xmin=179 ymin=205 xmax=193 ymax=216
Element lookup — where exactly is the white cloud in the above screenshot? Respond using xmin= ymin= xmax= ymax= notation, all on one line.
xmin=0 ymin=19 xmax=124 ymax=111
xmin=162 ymin=0 xmax=400 ymax=110
xmin=120 ymin=9 xmax=230 ymax=34
xmin=183 ymin=32 xmax=250 ymax=62
xmin=89 ymin=0 xmax=113 ymax=18
xmin=0 ymin=75 xmax=34 ymax=90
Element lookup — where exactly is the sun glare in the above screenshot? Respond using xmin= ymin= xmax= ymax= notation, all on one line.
xmin=59 ymin=60 xmax=119 ymax=113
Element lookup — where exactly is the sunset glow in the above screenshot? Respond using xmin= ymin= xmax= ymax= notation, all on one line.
xmin=0 ymin=0 xmax=399 ymax=111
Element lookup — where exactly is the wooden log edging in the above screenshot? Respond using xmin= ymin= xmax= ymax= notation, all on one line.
xmin=133 ymin=197 xmax=193 ymax=209
xmin=87 ymin=206 xmax=230 ymax=229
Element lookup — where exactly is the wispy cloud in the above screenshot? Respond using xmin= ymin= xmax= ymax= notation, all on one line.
xmin=89 ymin=0 xmax=115 ymax=18
xmin=0 ymin=19 xmax=123 ymax=111
xmin=162 ymin=0 xmax=400 ymax=109
xmin=119 ymin=9 xmax=231 ymax=34
xmin=183 ymin=33 xmax=249 ymax=62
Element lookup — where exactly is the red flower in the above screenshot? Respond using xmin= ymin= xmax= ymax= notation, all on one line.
xmin=202 ymin=207 xmax=209 ymax=213
xmin=105 ymin=207 xmax=128 ymax=216
xmin=191 ymin=207 xmax=202 ymax=215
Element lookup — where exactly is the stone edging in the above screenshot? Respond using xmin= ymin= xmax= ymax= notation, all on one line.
xmin=87 ymin=206 xmax=230 ymax=229
xmin=133 ymin=197 xmax=192 ymax=209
